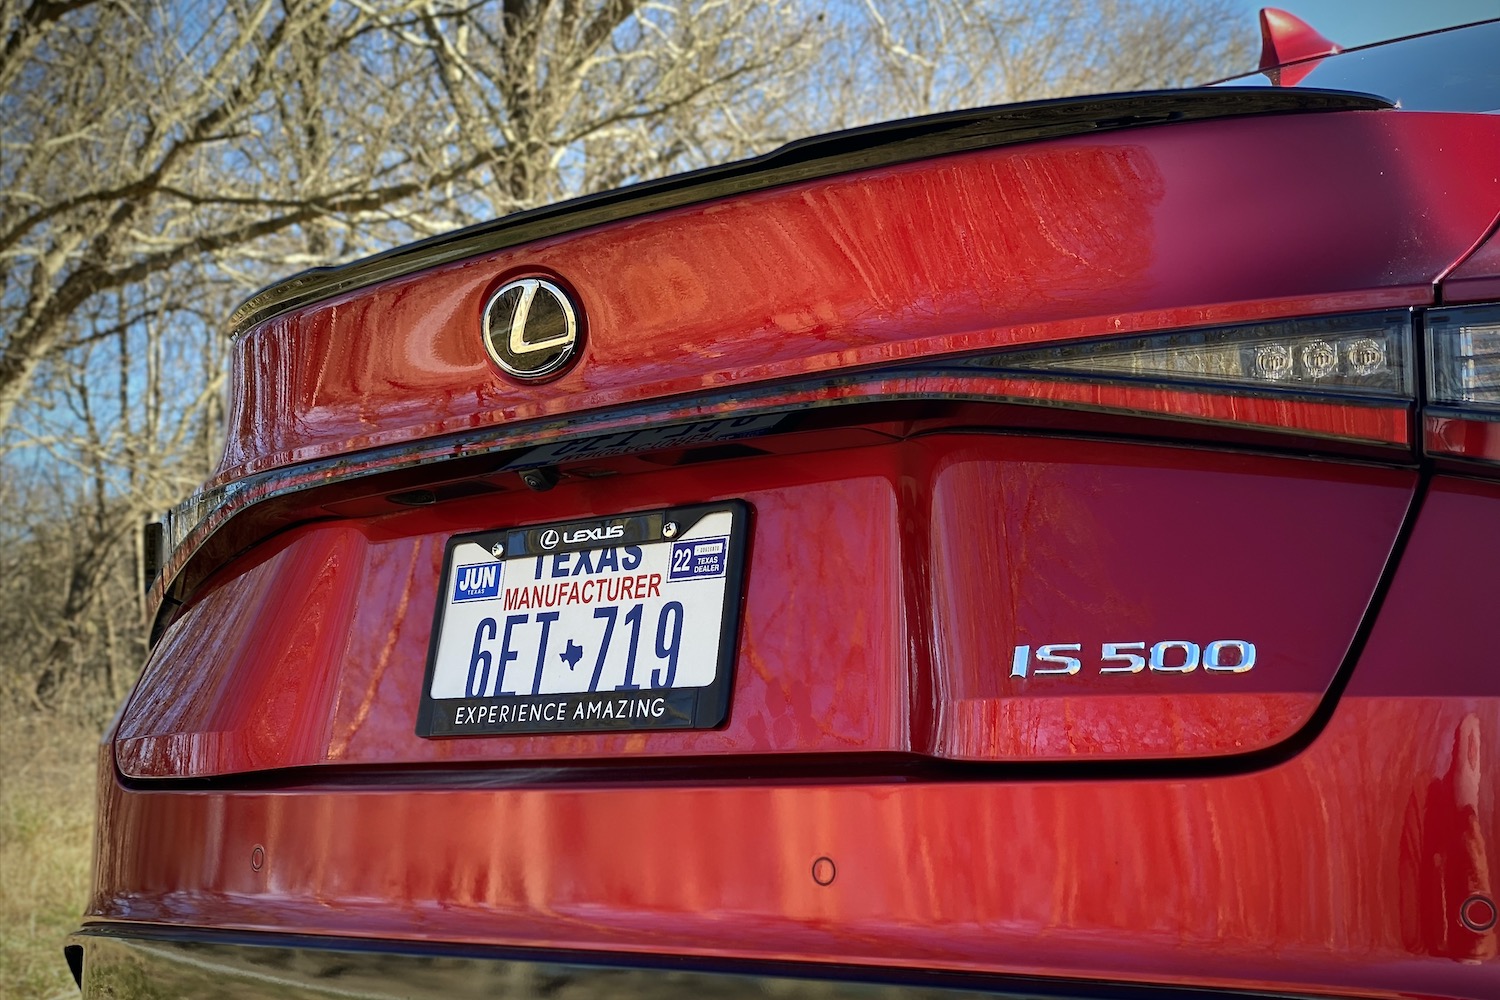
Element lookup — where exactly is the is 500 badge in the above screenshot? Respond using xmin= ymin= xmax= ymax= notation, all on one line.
xmin=1010 ymin=639 xmax=1255 ymax=678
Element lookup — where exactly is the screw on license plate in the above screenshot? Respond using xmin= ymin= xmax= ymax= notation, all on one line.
xmin=491 ymin=543 xmax=504 ymax=557
xmin=663 ymin=521 xmax=678 ymax=538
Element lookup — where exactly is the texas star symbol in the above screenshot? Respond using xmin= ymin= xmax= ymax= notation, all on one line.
xmin=560 ymin=638 xmax=584 ymax=670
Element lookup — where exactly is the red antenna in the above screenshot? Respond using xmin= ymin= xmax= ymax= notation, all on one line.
xmin=1258 ymin=8 xmax=1342 ymax=86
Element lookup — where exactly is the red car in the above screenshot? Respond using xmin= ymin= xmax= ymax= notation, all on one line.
xmin=71 ymin=11 xmax=1500 ymax=999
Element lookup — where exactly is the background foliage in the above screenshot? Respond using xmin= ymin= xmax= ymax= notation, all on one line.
xmin=0 ymin=1 xmax=1247 ymax=995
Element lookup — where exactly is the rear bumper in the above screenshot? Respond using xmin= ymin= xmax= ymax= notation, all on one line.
xmin=81 ymin=693 xmax=1499 ymax=999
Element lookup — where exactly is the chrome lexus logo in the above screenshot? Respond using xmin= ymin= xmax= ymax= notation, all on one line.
xmin=482 ymin=278 xmax=579 ymax=379
xmin=538 ymin=528 xmax=561 ymax=550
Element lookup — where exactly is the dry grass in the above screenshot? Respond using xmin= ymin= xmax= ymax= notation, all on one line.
xmin=1 ymin=708 xmax=101 ymax=999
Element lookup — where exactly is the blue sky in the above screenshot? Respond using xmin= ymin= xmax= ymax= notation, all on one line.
xmin=1229 ymin=0 xmax=1499 ymax=48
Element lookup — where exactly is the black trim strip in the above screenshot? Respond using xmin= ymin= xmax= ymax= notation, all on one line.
xmin=228 ymin=89 xmax=1389 ymax=337
xmin=68 ymin=923 xmax=1329 ymax=999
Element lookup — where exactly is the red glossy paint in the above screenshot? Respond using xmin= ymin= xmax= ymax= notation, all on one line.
xmin=88 ymin=480 xmax=1500 ymax=997
xmin=1258 ymin=8 xmax=1341 ymax=86
xmin=218 ymin=111 xmax=1497 ymax=485
xmin=923 ymin=438 xmax=1411 ymax=761
xmin=1442 ymin=216 xmax=1500 ymax=305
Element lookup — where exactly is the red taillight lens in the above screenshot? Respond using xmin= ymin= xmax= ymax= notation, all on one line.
xmin=1424 ymin=305 xmax=1500 ymax=466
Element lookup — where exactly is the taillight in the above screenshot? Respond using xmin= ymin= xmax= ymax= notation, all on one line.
xmin=1424 ymin=305 xmax=1500 ymax=466
xmin=952 ymin=310 xmax=1415 ymax=447
xmin=971 ymin=312 xmax=1409 ymax=395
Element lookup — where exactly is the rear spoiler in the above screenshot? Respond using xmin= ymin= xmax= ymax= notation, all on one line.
xmin=229 ymin=88 xmax=1388 ymax=337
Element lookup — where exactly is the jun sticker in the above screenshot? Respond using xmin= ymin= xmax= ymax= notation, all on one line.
xmin=669 ymin=536 xmax=728 ymax=582
xmin=452 ymin=562 xmax=503 ymax=602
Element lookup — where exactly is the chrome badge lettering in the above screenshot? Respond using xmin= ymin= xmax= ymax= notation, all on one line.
xmin=562 ymin=524 xmax=625 ymax=545
xmin=483 ymin=277 xmax=579 ymax=379
xmin=1010 ymin=639 xmax=1256 ymax=678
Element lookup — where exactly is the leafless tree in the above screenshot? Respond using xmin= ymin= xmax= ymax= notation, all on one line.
xmin=831 ymin=0 xmax=1251 ymax=125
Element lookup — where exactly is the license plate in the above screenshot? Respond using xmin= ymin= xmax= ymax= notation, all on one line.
xmin=417 ymin=502 xmax=748 ymax=737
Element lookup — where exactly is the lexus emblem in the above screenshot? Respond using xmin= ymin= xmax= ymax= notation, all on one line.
xmin=538 ymin=528 xmax=561 ymax=550
xmin=482 ymin=277 xmax=579 ymax=379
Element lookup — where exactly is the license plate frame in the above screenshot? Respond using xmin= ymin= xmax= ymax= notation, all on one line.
xmin=416 ymin=501 xmax=748 ymax=738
